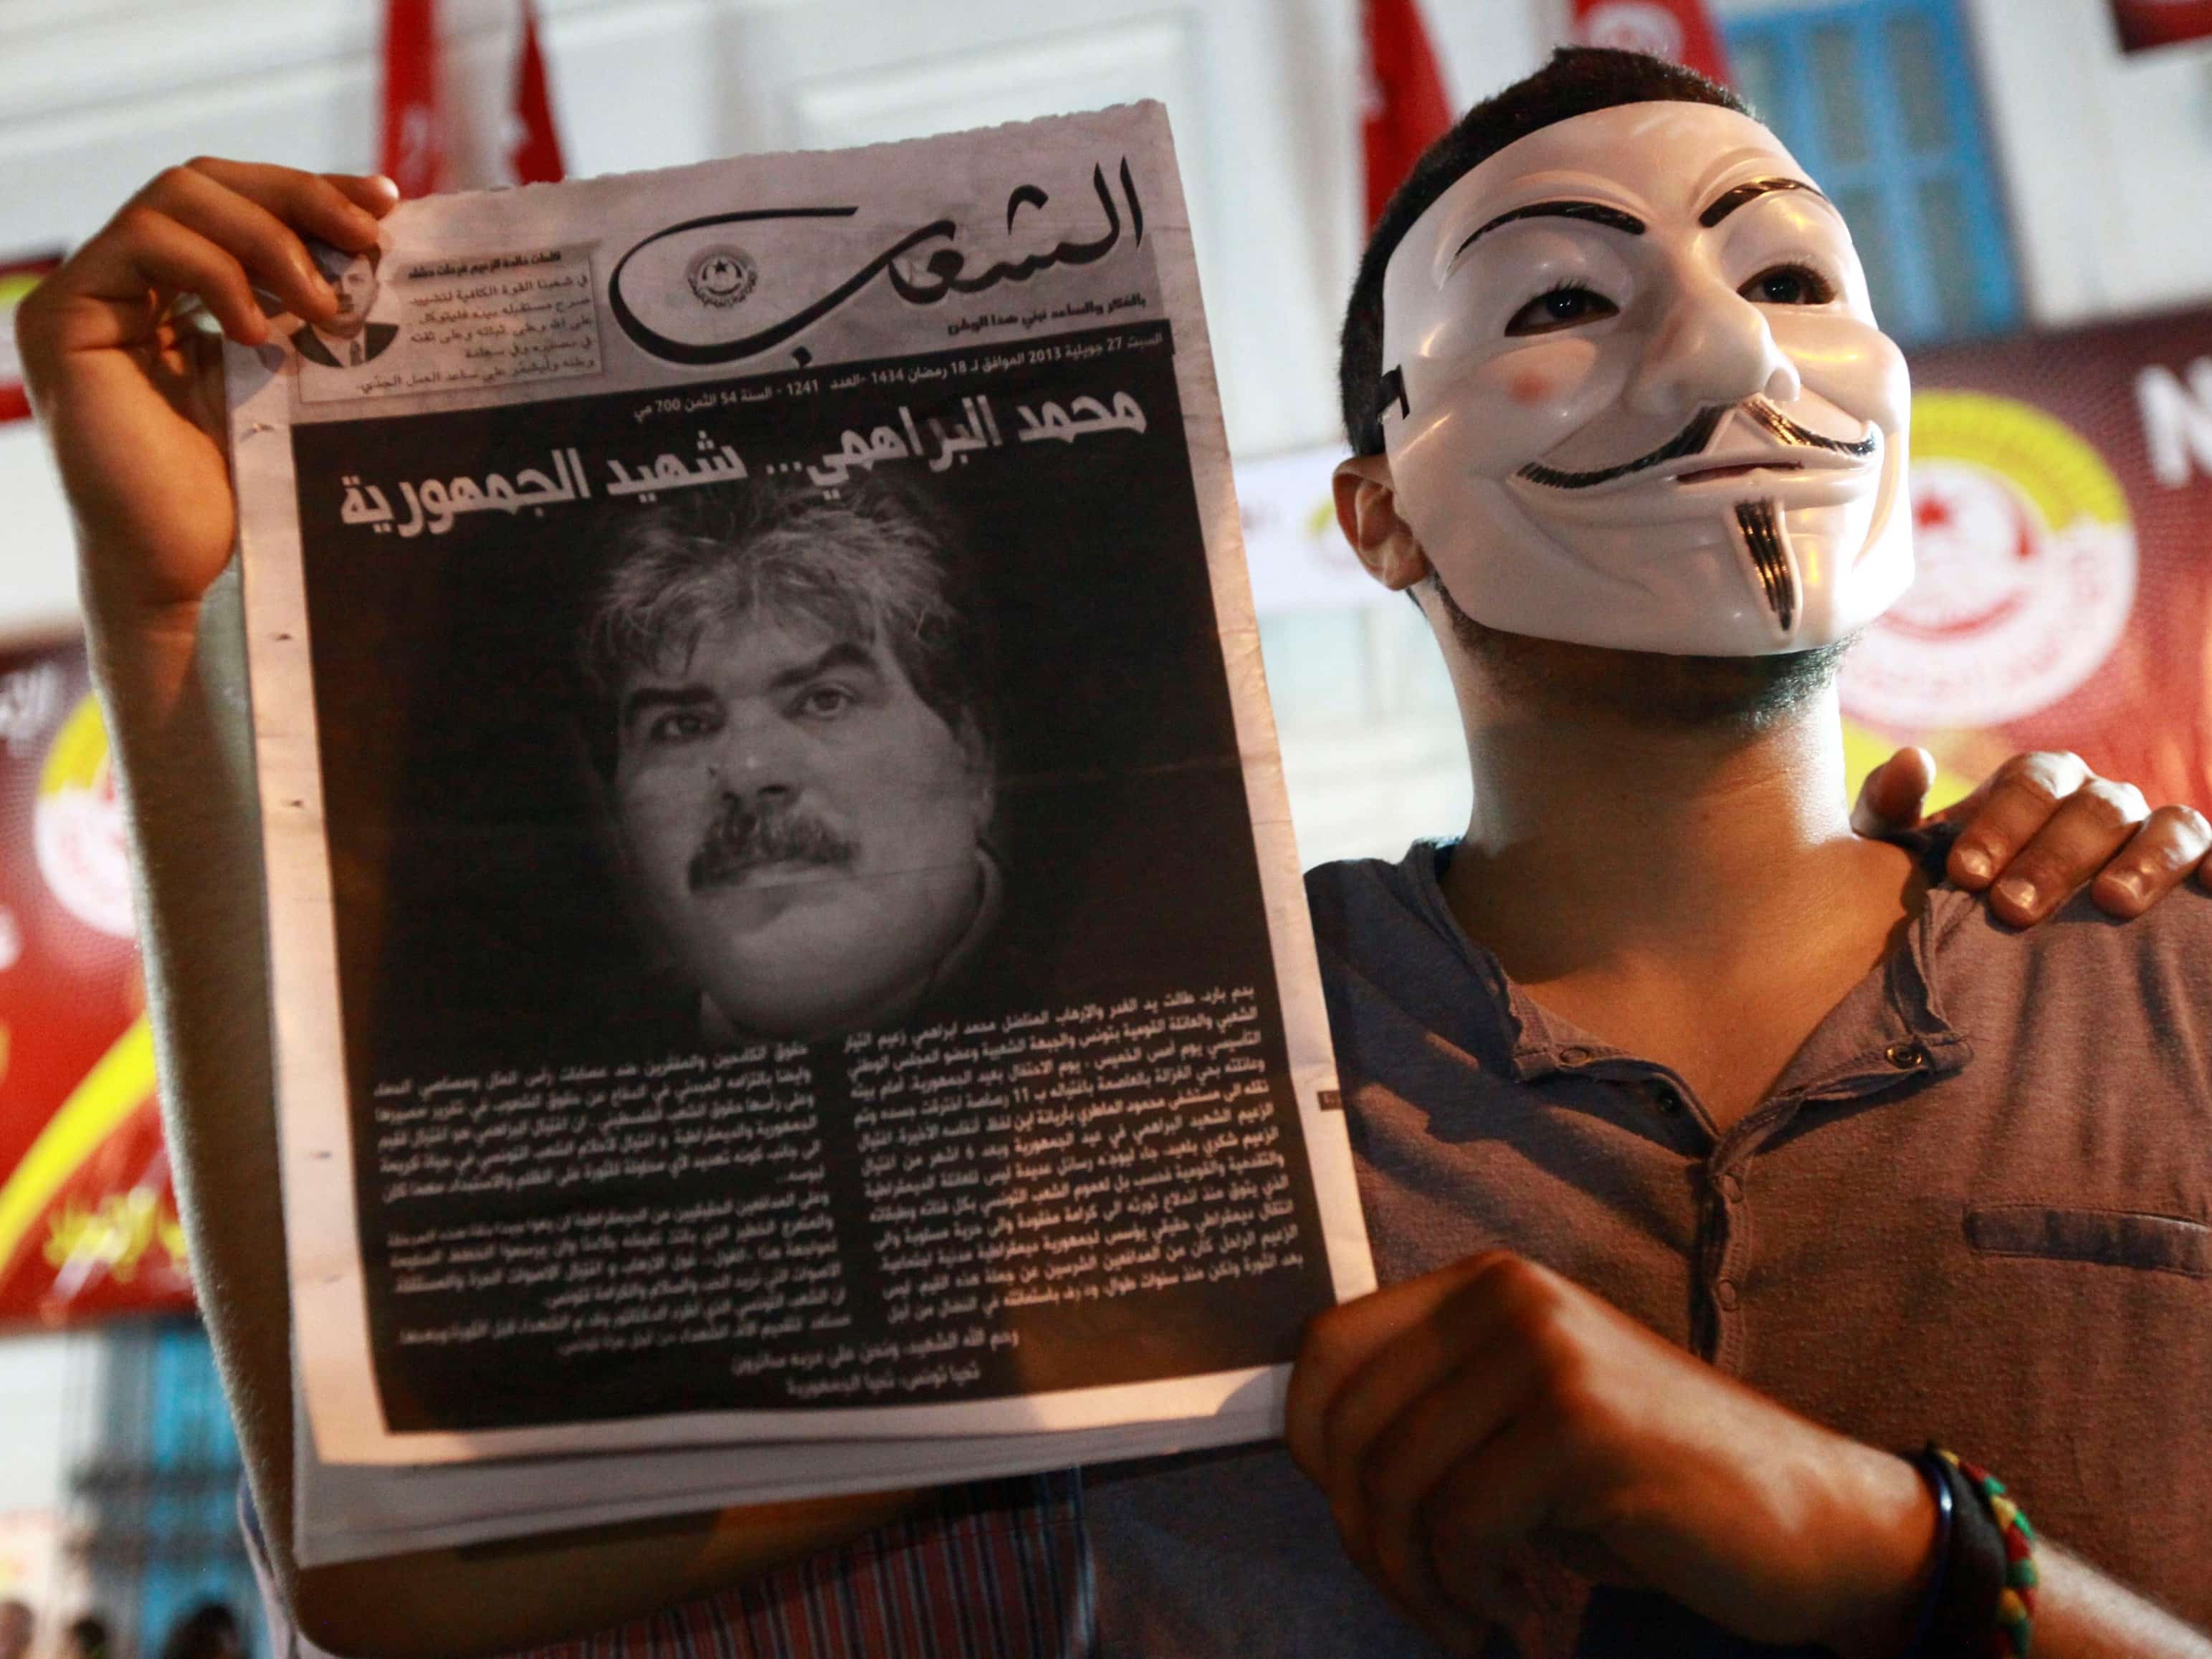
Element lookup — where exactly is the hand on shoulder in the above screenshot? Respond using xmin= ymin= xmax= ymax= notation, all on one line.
xmin=1854 ymin=745 xmax=2211 ymax=926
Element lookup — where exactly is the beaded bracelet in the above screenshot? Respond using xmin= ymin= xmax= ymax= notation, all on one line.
xmin=1935 ymin=1447 xmax=2039 ymax=1658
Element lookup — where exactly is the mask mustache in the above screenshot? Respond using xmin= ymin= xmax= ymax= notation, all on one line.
xmin=1739 ymin=397 xmax=1879 ymax=458
xmin=1517 ymin=396 xmax=1877 ymax=492
xmin=688 ymin=798 xmax=857 ymax=891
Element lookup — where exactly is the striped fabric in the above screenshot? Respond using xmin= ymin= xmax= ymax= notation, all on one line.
xmin=515 ymin=1474 xmax=1095 ymax=1659
xmin=249 ymin=1473 xmax=1096 ymax=1659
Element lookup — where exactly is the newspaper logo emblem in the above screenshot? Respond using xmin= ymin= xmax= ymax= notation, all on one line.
xmin=687 ymin=246 xmax=758 ymax=310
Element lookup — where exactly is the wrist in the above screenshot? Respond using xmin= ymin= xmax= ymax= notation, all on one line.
xmin=1818 ymin=1440 xmax=1942 ymax=1659
xmin=80 ymin=578 xmax=213 ymax=725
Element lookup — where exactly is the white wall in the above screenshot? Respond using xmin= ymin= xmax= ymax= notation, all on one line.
xmin=1959 ymin=0 xmax=2212 ymax=325
xmin=0 ymin=1332 xmax=81 ymax=1529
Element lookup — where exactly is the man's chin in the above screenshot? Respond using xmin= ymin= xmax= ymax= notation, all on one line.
xmin=1431 ymin=578 xmax=1858 ymax=730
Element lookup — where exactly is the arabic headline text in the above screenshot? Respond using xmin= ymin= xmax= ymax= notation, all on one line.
xmin=334 ymin=330 xmax=1171 ymax=540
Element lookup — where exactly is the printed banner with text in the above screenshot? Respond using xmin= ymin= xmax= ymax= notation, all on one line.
xmin=0 ymin=636 xmax=190 ymax=1327
xmin=1839 ymin=307 xmax=2212 ymax=813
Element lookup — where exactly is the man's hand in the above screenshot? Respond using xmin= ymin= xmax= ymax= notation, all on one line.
xmin=1284 ymin=1252 xmax=1935 ymax=1659
xmin=17 ymin=159 xmax=396 ymax=640
xmin=1852 ymin=746 xmax=2212 ymax=927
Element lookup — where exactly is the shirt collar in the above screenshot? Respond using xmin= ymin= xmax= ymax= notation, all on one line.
xmin=1396 ymin=836 xmax=1973 ymax=1097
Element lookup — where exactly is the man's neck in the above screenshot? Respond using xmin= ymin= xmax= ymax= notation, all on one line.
xmin=1441 ymin=680 xmax=1925 ymax=1126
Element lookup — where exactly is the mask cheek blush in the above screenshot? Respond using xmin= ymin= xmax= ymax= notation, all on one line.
xmin=1470 ymin=334 xmax=1613 ymax=455
xmin=1506 ymin=366 xmax=1553 ymax=406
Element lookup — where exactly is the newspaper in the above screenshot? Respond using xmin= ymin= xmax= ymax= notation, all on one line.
xmin=226 ymin=104 xmax=1372 ymax=1552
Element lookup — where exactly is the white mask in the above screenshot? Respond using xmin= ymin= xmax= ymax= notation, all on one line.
xmin=1377 ymin=100 xmax=1914 ymax=656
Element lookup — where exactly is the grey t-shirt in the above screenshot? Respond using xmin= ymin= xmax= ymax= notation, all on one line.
xmin=1086 ymin=841 xmax=2212 ymax=1655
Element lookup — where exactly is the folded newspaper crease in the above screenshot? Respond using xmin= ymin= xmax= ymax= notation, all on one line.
xmin=225 ymin=103 xmax=1371 ymax=1564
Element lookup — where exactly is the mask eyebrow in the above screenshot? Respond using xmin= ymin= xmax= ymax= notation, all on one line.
xmin=1452 ymin=201 xmax=1646 ymax=259
xmin=1698 ymin=176 xmax=1828 ymax=228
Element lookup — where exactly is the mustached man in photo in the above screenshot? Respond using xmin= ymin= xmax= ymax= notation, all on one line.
xmin=580 ymin=482 xmax=1001 ymax=1045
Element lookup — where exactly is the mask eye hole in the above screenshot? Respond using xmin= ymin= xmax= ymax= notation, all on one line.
xmin=1505 ymin=282 xmax=1620 ymax=337
xmin=1740 ymin=262 xmax=1836 ymax=306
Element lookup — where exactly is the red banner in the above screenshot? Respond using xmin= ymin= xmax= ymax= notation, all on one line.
xmin=1839 ymin=310 xmax=2212 ymax=813
xmin=1570 ymin=0 xmax=1732 ymax=86
xmin=0 ymin=637 xmax=189 ymax=1326
xmin=0 ymin=254 xmax=65 ymax=427
xmin=2110 ymin=0 xmax=2212 ymax=52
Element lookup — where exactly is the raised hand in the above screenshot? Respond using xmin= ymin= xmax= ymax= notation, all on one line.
xmin=18 ymin=159 xmax=396 ymax=637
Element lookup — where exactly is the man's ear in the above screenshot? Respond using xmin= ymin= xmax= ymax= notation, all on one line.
xmin=957 ymin=717 xmax=996 ymax=833
xmin=1332 ymin=455 xmax=1433 ymax=593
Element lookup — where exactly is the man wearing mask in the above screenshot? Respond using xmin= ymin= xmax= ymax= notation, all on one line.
xmin=19 ymin=51 xmax=2212 ymax=1659
xmin=1245 ymin=46 xmax=2212 ymax=1658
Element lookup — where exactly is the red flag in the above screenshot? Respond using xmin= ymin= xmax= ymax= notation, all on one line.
xmin=381 ymin=0 xmax=444 ymax=198
xmin=2110 ymin=0 xmax=2212 ymax=53
xmin=509 ymin=0 xmax=566 ymax=186
xmin=1363 ymin=0 xmax=1454 ymax=229
xmin=1570 ymin=0 xmax=1732 ymax=86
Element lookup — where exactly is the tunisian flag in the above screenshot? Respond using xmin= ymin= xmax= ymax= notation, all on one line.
xmin=1363 ymin=0 xmax=1454 ymax=228
xmin=381 ymin=0 xmax=567 ymax=195
xmin=1570 ymin=0 xmax=1732 ymax=86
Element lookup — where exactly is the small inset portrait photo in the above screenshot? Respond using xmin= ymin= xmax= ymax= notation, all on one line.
xmin=291 ymin=242 xmax=396 ymax=370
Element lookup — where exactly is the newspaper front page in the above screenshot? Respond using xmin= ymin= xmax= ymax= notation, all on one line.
xmin=228 ymin=106 xmax=1371 ymax=1512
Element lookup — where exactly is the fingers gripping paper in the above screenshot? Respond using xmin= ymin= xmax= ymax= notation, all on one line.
xmin=224 ymin=105 xmax=1373 ymax=1562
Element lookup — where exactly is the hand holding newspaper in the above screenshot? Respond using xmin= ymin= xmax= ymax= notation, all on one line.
xmin=224 ymin=105 xmax=1373 ymax=1566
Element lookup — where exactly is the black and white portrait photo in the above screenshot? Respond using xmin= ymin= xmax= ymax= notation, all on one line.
xmin=292 ymin=241 xmax=396 ymax=370
xmin=577 ymin=482 xmax=1004 ymax=1046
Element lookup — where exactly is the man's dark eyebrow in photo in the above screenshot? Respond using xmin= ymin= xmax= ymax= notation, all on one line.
xmin=616 ymin=641 xmax=887 ymax=735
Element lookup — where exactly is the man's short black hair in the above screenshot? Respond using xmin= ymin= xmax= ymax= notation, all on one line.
xmin=1338 ymin=46 xmax=1747 ymax=456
